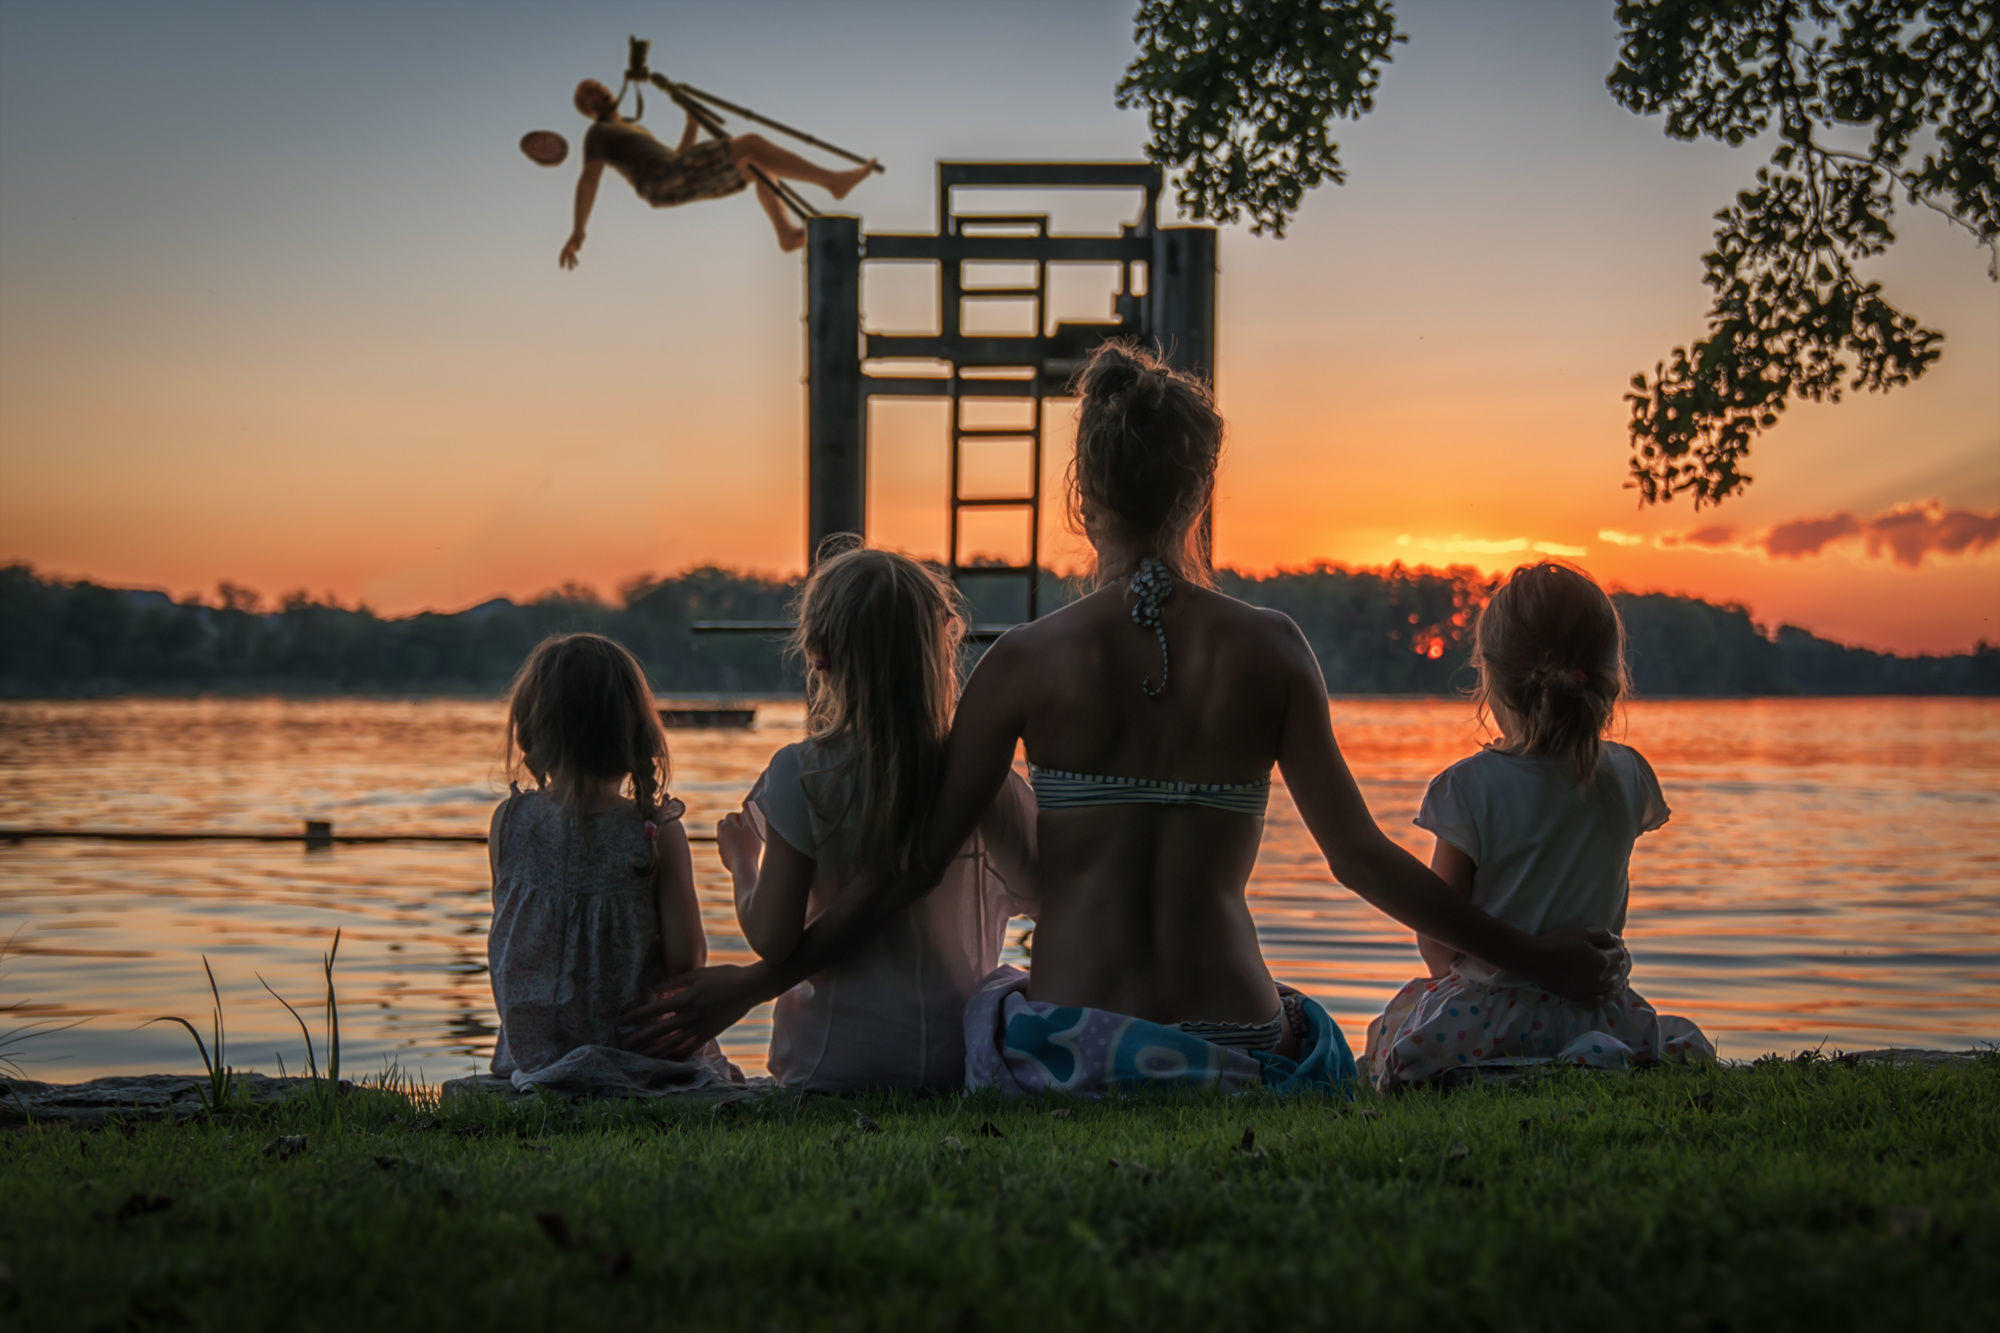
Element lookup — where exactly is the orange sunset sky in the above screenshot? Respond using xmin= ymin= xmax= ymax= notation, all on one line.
xmin=2 ymin=1 xmax=1995 ymax=654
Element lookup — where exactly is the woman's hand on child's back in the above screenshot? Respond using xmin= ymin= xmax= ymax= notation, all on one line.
xmin=1530 ymin=926 xmax=1630 ymax=1004
xmin=622 ymin=963 xmax=770 ymax=1060
xmin=716 ymin=811 xmax=763 ymax=878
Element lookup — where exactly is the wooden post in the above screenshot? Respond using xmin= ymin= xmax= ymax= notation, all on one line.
xmin=1151 ymin=226 xmax=1219 ymax=561
xmin=806 ymin=215 xmax=865 ymax=563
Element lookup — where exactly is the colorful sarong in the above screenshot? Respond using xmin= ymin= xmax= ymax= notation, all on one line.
xmin=963 ymin=966 xmax=1357 ymax=1096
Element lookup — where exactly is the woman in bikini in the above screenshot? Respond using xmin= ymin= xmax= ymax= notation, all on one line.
xmin=558 ymin=78 xmax=876 ymax=261
xmin=628 ymin=342 xmax=1626 ymax=1078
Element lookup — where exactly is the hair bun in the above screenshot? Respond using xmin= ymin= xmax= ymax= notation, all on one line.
xmin=1067 ymin=339 xmax=1222 ymax=580
xmin=1079 ymin=344 xmax=1148 ymax=402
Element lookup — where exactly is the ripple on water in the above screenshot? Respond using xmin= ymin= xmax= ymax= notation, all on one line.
xmin=2 ymin=695 xmax=1996 ymax=1080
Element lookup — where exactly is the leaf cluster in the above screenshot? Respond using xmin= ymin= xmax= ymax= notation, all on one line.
xmin=1118 ymin=0 xmax=1403 ymax=236
xmin=1608 ymin=0 xmax=1999 ymax=506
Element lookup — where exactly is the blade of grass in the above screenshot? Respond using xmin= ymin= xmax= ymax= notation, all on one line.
xmin=144 ymin=1014 xmax=217 ymax=1112
xmin=258 ymin=972 xmax=319 ymax=1081
xmin=201 ymin=956 xmax=234 ymax=1110
xmin=324 ymin=930 xmax=341 ymax=1089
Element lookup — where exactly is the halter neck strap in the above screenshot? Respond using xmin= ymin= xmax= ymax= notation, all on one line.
xmin=1128 ymin=556 xmax=1174 ymax=698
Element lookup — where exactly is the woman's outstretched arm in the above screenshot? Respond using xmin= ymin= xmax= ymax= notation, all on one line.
xmin=1418 ymin=839 xmax=1475 ymax=977
xmin=1267 ymin=614 xmax=1625 ymax=1001
xmin=622 ymin=632 xmax=1031 ymax=1057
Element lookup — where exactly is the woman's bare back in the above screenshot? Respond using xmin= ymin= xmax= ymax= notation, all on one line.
xmin=985 ymin=581 xmax=1309 ymax=1024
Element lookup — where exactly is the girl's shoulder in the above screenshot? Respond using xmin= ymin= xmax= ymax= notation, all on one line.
xmin=754 ymin=737 xmax=854 ymax=855
xmin=1424 ymin=746 xmax=1579 ymax=810
xmin=1600 ymin=739 xmax=1651 ymax=764
xmin=490 ymin=784 xmax=539 ymax=835
xmin=761 ymin=737 xmax=848 ymax=790
xmin=1597 ymin=741 xmax=1660 ymax=785
xmin=1599 ymin=742 xmax=1670 ymax=832
xmin=1433 ymin=746 xmax=1530 ymax=786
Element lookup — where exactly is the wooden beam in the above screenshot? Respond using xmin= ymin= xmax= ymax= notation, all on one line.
xmin=807 ymin=216 xmax=865 ymax=560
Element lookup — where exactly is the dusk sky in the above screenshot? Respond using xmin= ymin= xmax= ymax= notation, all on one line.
xmin=2 ymin=0 xmax=1995 ymax=652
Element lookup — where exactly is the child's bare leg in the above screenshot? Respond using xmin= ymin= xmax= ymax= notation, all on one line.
xmin=731 ymin=134 xmax=876 ymax=199
xmin=751 ymin=177 xmax=805 ymax=252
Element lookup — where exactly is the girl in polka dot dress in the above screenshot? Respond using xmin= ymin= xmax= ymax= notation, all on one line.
xmin=1364 ymin=562 xmax=1714 ymax=1088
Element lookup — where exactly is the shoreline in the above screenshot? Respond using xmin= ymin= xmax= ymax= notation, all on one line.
xmin=8 ymin=1048 xmax=1991 ymax=1124
xmin=6 ymin=689 xmax=2000 ymax=704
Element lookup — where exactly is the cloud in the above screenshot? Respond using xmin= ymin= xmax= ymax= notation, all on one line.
xmin=1762 ymin=513 xmax=1861 ymax=559
xmin=1860 ymin=501 xmax=2000 ymax=567
xmin=1597 ymin=529 xmax=1646 ymax=547
xmin=1661 ymin=524 xmax=1739 ymax=549
xmin=1658 ymin=500 xmax=2000 ymax=566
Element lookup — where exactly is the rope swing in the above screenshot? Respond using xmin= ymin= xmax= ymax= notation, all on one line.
xmin=614 ymin=35 xmax=883 ymax=226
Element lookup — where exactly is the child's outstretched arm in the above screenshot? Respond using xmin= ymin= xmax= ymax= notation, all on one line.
xmin=652 ymin=816 xmax=707 ymax=977
xmin=1418 ymin=838 xmax=1475 ymax=976
xmin=721 ymin=809 xmax=815 ymax=961
xmin=622 ymin=633 xmax=1030 ymax=1058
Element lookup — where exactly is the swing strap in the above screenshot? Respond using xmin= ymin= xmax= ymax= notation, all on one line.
xmin=671 ymin=81 xmax=880 ymax=171
xmin=652 ymin=75 xmax=820 ymax=223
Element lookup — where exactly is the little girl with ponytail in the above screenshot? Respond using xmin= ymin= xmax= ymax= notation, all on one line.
xmin=1364 ymin=561 xmax=1714 ymax=1087
xmin=486 ymin=633 xmax=737 ymax=1093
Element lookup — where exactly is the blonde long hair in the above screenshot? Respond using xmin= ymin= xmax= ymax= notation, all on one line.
xmin=791 ymin=544 xmax=963 ymax=879
xmin=504 ymin=633 xmax=671 ymax=869
xmin=1472 ymin=562 xmax=1629 ymax=784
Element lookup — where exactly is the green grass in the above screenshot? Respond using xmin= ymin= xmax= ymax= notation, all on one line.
xmin=4 ymin=1057 xmax=1996 ymax=1331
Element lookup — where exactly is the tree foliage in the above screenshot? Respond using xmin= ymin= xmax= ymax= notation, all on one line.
xmin=1124 ymin=1 xmax=1997 ymax=503
xmin=3 ymin=563 xmax=1990 ymax=699
xmin=1118 ymin=0 xmax=1402 ymax=236
xmin=1610 ymin=0 xmax=1999 ymax=507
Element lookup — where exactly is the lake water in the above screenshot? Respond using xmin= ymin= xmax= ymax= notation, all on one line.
xmin=1 ymin=697 xmax=1995 ymax=1083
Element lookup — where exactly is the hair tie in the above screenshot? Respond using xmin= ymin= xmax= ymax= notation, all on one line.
xmin=1565 ymin=669 xmax=1587 ymax=689
xmin=811 ymin=657 xmax=830 ymax=673
xmin=642 ymin=819 xmax=658 ymax=842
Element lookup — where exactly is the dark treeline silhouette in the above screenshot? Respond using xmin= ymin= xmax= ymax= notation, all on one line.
xmin=2 ymin=563 xmax=1993 ymax=698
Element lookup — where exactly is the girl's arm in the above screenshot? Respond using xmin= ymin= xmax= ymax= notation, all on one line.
xmin=651 ymin=817 xmax=706 ymax=977
xmin=1417 ymin=839 xmax=1475 ymax=977
xmin=487 ymin=800 xmax=507 ymax=887
xmin=977 ymin=769 xmax=1041 ymax=918
xmin=1269 ymin=616 xmax=1624 ymax=1002
xmin=722 ymin=810 xmax=816 ymax=961
xmin=676 ymin=110 xmax=701 ymax=153
xmin=560 ymin=159 xmax=605 ymax=269
xmin=623 ymin=632 xmax=1031 ymax=1057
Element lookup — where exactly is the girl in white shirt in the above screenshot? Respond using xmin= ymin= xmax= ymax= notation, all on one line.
xmin=716 ymin=546 xmax=1037 ymax=1091
xmin=1366 ymin=561 xmax=1714 ymax=1088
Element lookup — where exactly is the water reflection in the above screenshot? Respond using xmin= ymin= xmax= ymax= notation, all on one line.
xmin=1 ymin=696 xmax=1994 ymax=1081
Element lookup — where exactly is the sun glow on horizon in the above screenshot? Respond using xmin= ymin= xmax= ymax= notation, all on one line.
xmin=1 ymin=2 xmax=1994 ymax=655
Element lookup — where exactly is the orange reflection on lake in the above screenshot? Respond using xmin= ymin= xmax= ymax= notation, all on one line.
xmin=1 ymin=696 xmax=1994 ymax=1081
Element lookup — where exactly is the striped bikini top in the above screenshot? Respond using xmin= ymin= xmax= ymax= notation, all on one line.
xmin=1029 ymin=765 xmax=1271 ymax=816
